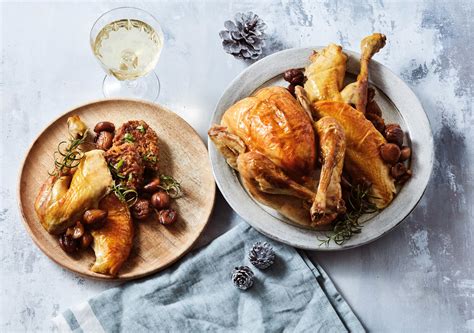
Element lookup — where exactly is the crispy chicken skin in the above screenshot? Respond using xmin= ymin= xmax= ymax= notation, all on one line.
xmin=91 ymin=193 xmax=134 ymax=277
xmin=221 ymin=86 xmax=316 ymax=178
xmin=34 ymin=150 xmax=114 ymax=234
xmin=313 ymin=101 xmax=395 ymax=208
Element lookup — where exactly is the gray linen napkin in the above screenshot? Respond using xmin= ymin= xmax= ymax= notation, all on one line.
xmin=52 ymin=223 xmax=364 ymax=332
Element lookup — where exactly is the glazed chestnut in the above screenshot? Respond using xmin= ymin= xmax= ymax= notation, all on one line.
xmin=131 ymin=198 xmax=152 ymax=220
xmin=365 ymin=113 xmax=385 ymax=133
xmin=96 ymin=131 xmax=114 ymax=150
xmin=380 ymin=143 xmax=401 ymax=165
xmin=399 ymin=146 xmax=412 ymax=162
xmin=283 ymin=69 xmax=305 ymax=85
xmin=72 ymin=221 xmax=85 ymax=239
xmin=59 ymin=233 xmax=78 ymax=254
xmin=80 ymin=232 xmax=93 ymax=249
xmin=143 ymin=178 xmax=161 ymax=193
xmin=397 ymin=169 xmax=412 ymax=184
xmin=391 ymin=162 xmax=407 ymax=179
xmin=151 ymin=191 xmax=170 ymax=210
xmin=158 ymin=209 xmax=178 ymax=225
xmin=384 ymin=124 xmax=404 ymax=147
xmin=94 ymin=121 xmax=115 ymax=133
xmin=83 ymin=209 xmax=108 ymax=228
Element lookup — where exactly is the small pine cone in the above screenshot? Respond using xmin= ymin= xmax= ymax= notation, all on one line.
xmin=249 ymin=242 xmax=275 ymax=269
xmin=231 ymin=266 xmax=254 ymax=290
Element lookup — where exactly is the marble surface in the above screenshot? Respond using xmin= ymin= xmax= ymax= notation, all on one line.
xmin=1 ymin=1 xmax=472 ymax=332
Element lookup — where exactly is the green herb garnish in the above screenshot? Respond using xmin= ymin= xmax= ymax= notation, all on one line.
xmin=49 ymin=131 xmax=88 ymax=176
xmin=319 ymin=183 xmax=378 ymax=247
xmin=123 ymin=133 xmax=135 ymax=143
xmin=143 ymin=153 xmax=158 ymax=164
xmin=111 ymin=182 xmax=138 ymax=207
xmin=114 ymin=159 xmax=124 ymax=171
xmin=137 ymin=125 xmax=146 ymax=133
xmin=158 ymin=174 xmax=183 ymax=198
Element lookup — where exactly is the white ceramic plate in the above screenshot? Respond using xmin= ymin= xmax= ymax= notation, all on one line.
xmin=209 ymin=47 xmax=434 ymax=250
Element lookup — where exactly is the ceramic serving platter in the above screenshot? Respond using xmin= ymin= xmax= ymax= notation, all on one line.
xmin=208 ymin=47 xmax=433 ymax=250
xmin=18 ymin=99 xmax=215 ymax=279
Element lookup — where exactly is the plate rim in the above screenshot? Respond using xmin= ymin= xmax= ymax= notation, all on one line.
xmin=208 ymin=47 xmax=434 ymax=251
xmin=17 ymin=98 xmax=216 ymax=280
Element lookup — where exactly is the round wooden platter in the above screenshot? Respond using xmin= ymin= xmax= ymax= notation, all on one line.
xmin=18 ymin=99 xmax=215 ymax=280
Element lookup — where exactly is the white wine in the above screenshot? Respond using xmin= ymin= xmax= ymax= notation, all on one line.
xmin=93 ymin=19 xmax=163 ymax=81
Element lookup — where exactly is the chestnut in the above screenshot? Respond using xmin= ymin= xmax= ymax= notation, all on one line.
xmin=151 ymin=191 xmax=170 ymax=210
xmin=366 ymin=100 xmax=382 ymax=117
xmin=95 ymin=131 xmax=114 ymax=150
xmin=384 ymin=124 xmax=404 ymax=147
xmin=283 ymin=69 xmax=305 ymax=85
xmin=94 ymin=121 xmax=115 ymax=133
xmin=365 ymin=113 xmax=385 ymax=133
xmin=131 ymin=198 xmax=152 ymax=220
xmin=143 ymin=178 xmax=161 ymax=193
xmin=399 ymin=146 xmax=411 ymax=162
xmin=380 ymin=143 xmax=401 ymax=165
xmin=287 ymin=84 xmax=296 ymax=97
xmin=59 ymin=233 xmax=78 ymax=254
xmin=158 ymin=209 xmax=178 ymax=225
xmin=72 ymin=221 xmax=85 ymax=239
xmin=83 ymin=209 xmax=108 ymax=228
xmin=80 ymin=232 xmax=93 ymax=249
xmin=397 ymin=169 xmax=412 ymax=184
xmin=391 ymin=162 xmax=407 ymax=179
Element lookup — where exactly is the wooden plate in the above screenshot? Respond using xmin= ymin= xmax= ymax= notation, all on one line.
xmin=209 ymin=47 xmax=433 ymax=250
xmin=18 ymin=99 xmax=215 ymax=280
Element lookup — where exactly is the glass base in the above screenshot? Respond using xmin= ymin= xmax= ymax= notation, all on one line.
xmin=102 ymin=72 xmax=160 ymax=101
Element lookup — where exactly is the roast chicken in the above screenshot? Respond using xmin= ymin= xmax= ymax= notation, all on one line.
xmin=209 ymin=33 xmax=396 ymax=228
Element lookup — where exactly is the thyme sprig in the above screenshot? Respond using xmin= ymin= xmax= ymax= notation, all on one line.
xmin=158 ymin=174 xmax=183 ymax=198
xmin=111 ymin=182 xmax=138 ymax=207
xmin=49 ymin=132 xmax=89 ymax=176
xmin=319 ymin=183 xmax=378 ymax=247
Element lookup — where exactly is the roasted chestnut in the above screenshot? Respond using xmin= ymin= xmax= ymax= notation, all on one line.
xmin=158 ymin=209 xmax=178 ymax=225
xmin=283 ymin=69 xmax=305 ymax=85
xmin=287 ymin=84 xmax=296 ymax=96
xmin=80 ymin=232 xmax=93 ymax=249
xmin=391 ymin=162 xmax=407 ymax=179
xmin=95 ymin=131 xmax=114 ymax=150
xmin=380 ymin=143 xmax=401 ymax=165
xmin=83 ymin=209 xmax=108 ymax=228
xmin=366 ymin=100 xmax=382 ymax=117
xmin=131 ymin=198 xmax=152 ymax=220
xmin=59 ymin=233 xmax=78 ymax=254
xmin=151 ymin=191 xmax=170 ymax=210
xmin=72 ymin=221 xmax=85 ymax=239
xmin=365 ymin=113 xmax=385 ymax=133
xmin=94 ymin=121 xmax=115 ymax=133
xmin=399 ymin=146 xmax=411 ymax=162
xmin=397 ymin=169 xmax=412 ymax=184
xmin=384 ymin=124 xmax=404 ymax=147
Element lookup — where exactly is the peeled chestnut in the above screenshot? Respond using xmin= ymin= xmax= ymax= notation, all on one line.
xmin=365 ymin=113 xmax=385 ymax=133
xmin=131 ymin=198 xmax=152 ymax=220
xmin=391 ymin=162 xmax=407 ymax=179
xmin=72 ymin=221 xmax=85 ymax=239
xmin=83 ymin=209 xmax=108 ymax=228
xmin=397 ymin=169 xmax=412 ymax=184
xmin=283 ymin=69 xmax=305 ymax=85
xmin=95 ymin=131 xmax=114 ymax=150
xmin=94 ymin=121 xmax=115 ymax=133
xmin=384 ymin=124 xmax=404 ymax=147
xmin=399 ymin=146 xmax=411 ymax=162
xmin=158 ymin=209 xmax=178 ymax=225
xmin=287 ymin=84 xmax=296 ymax=96
xmin=143 ymin=178 xmax=161 ymax=193
xmin=380 ymin=143 xmax=401 ymax=165
xmin=59 ymin=233 xmax=78 ymax=254
xmin=80 ymin=232 xmax=93 ymax=249
xmin=151 ymin=191 xmax=170 ymax=210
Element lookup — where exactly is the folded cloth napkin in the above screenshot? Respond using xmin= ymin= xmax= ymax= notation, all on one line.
xmin=53 ymin=223 xmax=364 ymax=332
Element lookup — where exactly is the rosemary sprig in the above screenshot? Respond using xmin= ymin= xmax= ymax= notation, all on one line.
xmin=49 ymin=132 xmax=89 ymax=176
xmin=158 ymin=174 xmax=183 ymax=198
xmin=111 ymin=182 xmax=138 ymax=207
xmin=319 ymin=183 xmax=378 ymax=247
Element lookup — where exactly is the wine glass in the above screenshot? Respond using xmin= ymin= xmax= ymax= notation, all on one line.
xmin=90 ymin=7 xmax=164 ymax=101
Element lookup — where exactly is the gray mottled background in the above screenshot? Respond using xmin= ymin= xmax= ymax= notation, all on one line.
xmin=1 ymin=0 xmax=473 ymax=332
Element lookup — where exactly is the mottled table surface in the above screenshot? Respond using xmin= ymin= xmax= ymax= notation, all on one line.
xmin=1 ymin=1 xmax=472 ymax=332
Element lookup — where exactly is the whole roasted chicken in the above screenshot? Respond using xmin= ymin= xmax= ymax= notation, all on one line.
xmin=209 ymin=33 xmax=396 ymax=229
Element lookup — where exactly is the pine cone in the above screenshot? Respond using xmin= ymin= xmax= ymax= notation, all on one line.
xmin=219 ymin=12 xmax=267 ymax=60
xmin=231 ymin=266 xmax=254 ymax=290
xmin=249 ymin=242 xmax=275 ymax=269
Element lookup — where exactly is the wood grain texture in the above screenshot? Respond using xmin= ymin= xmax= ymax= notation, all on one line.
xmin=18 ymin=99 xmax=215 ymax=280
